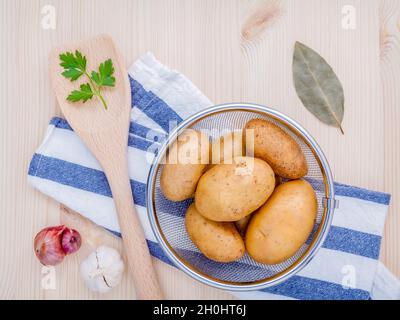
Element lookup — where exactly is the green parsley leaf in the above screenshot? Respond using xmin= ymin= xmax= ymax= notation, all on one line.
xmin=61 ymin=68 xmax=84 ymax=81
xmin=59 ymin=50 xmax=86 ymax=70
xmin=91 ymin=59 xmax=115 ymax=87
xmin=59 ymin=50 xmax=87 ymax=81
xmin=66 ymin=83 xmax=93 ymax=103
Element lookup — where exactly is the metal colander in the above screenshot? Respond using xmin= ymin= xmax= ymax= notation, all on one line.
xmin=146 ymin=103 xmax=336 ymax=291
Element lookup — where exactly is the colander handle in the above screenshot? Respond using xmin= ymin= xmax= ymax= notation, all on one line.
xmin=323 ymin=197 xmax=340 ymax=210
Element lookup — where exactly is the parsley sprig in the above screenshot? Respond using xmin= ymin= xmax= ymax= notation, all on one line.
xmin=59 ymin=50 xmax=115 ymax=110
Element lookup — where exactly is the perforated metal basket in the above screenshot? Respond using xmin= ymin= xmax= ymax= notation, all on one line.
xmin=146 ymin=103 xmax=336 ymax=291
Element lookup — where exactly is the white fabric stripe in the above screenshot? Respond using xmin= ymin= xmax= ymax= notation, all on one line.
xmin=128 ymin=52 xmax=212 ymax=120
xmin=27 ymin=176 xmax=157 ymax=243
xmin=36 ymin=127 xmax=152 ymax=185
xmin=297 ymin=248 xmax=377 ymax=292
xmin=38 ymin=126 xmax=103 ymax=171
xmin=127 ymin=147 xmax=153 ymax=184
xmin=332 ymin=195 xmax=387 ymax=236
xmin=28 ymin=175 xmax=119 ymax=232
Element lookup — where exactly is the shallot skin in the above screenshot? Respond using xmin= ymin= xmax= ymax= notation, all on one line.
xmin=34 ymin=226 xmax=66 ymax=266
xmin=34 ymin=225 xmax=82 ymax=266
xmin=62 ymin=228 xmax=82 ymax=254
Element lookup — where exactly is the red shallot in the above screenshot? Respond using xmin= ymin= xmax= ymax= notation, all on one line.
xmin=34 ymin=225 xmax=81 ymax=266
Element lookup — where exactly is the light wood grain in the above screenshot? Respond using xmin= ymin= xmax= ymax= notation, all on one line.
xmin=379 ymin=0 xmax=400 ymax=278
xmin=0 ymin=0 xmax=398 ymax=299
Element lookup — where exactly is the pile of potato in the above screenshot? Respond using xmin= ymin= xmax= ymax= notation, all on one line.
xmin=160 ymin=118 xmax=317 ymax=265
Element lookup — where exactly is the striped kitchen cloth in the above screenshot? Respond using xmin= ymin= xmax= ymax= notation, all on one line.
xmin=28 ymin=52 xmax=399 ymax=300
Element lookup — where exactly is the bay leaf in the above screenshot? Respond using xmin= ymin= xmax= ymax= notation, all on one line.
xmin=292 ymin=41 xmax=344 ymax=134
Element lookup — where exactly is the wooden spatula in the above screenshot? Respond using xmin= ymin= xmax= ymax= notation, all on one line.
xmin=49 ymin=34 xmax=163 ymax=300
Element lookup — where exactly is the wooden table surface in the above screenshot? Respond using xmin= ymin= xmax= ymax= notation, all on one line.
xmin=1 ymin=0 xmax=399 ymax=299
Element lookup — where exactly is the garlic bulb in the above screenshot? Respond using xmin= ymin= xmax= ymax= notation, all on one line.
xmin=80 ymin=246 xmax=124 ymax=293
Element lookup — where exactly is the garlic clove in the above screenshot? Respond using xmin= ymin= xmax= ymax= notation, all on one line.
xmin=80 ymin=246 xmax=124 ymax=293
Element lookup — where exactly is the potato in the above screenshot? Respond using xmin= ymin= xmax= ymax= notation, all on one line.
xmin=246 ymin=180 xmax=317 ymax=265
xmin=160 ymin=129 xmax=210 ymax=201
xmin=244 ymin=119 xmax=308 ymax=179
xmin=195 ymin=156 xmax=275 ymax=221
xmin=185 ymin=204 xmax=245 ymax=263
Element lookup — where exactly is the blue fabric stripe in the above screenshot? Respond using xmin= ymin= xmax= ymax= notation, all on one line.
xmin=261 ymin=275 xmax=370 ymax=300
xmin=334 ymin=182 xmax=390 ymax=205
xmin=127 ymin=134 xmax=156 ymax=153
xmin=304 ymin=224 xmax=380 ymax=259
xmin=28 ymin=154 xmax=383 ymax=260
xmin=129 ymin=76 xmax=183 ymax=132
xmin=129 ymin=122 xmax=149 ymax=138
xmin=49 ymin=117 xmax=72 ymax=130
xmin=28 ymin=154 xmax=189 ymax=212
xmin=28 ymin=153 xmax=144 ymax=206
xmin=323 ymin=226 xmax=381 ymax=259
xmin=130 ymin=122 xmax=165 ymax=141
xmin=147 ymin=239 xmax=175 ymax=266
xmin=307 ymin=178 xmax=390 ymax=206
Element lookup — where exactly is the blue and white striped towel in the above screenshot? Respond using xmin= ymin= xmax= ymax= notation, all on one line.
xmin=28 ymin=53 xmax=399 ymax=300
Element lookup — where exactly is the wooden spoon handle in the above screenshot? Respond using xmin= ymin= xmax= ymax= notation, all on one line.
xmin=105 ymin=158 xmax=163 ymax=300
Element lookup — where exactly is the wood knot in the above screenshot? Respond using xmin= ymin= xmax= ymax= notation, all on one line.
xmin=241 ymin=0 xmax=283 ymax=42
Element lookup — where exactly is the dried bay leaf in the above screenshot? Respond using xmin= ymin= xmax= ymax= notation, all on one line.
xmin=293 ymin=41 xmax=344 ymax=134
